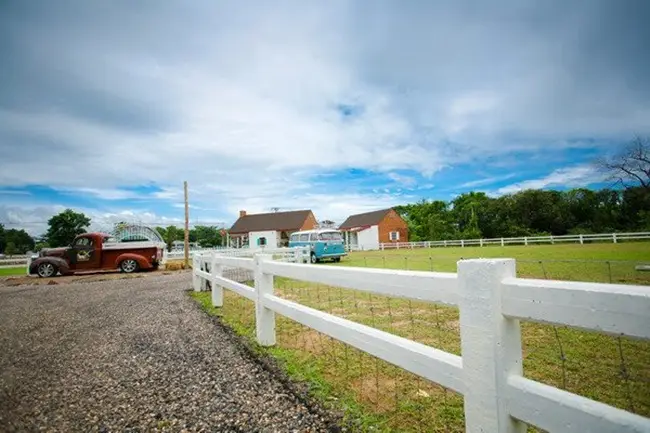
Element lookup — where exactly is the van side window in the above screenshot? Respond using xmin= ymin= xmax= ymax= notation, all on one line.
xmin=309 ymin=233 xmax=318 ymax=241
xmin=290 ymin=234 xmax=298 ymax=242
xmin=299 ymin=234 xmax=309 ymax=242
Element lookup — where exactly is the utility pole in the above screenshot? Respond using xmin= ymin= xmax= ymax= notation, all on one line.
xmin=184 ymin=181 xmax=190 ymax=268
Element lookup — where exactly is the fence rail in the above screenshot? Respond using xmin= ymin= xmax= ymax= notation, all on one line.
xmin=193 ymin=251 xmax=650 ymax=432
xmin=378 ymin=231 xmax=650 ymax=250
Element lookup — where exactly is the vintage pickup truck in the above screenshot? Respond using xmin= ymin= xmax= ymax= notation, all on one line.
xmin=29 ymin=232 xmax=164 ymax=277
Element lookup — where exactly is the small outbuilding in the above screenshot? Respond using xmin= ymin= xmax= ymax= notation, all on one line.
xmin=338 ymin=208 xmax=408 ymax=251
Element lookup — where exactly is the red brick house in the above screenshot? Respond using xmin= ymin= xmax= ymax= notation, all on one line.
xmin=339 ymin=208 xmax=408 ymax=250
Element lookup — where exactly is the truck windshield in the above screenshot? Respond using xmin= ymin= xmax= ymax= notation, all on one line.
xmin=319 ymin=232 xmax=342 ymax=241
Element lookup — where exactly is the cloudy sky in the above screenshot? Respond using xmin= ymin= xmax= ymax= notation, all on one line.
xmin=1 ymin=0 xmax=649 ymax=234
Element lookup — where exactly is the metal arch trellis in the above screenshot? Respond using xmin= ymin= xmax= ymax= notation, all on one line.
xmin=110 ymin=223 xmax=165 ymax=245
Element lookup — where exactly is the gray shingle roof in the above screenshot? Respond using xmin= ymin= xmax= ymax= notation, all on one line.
xmin=338 ymin=209 xmax=391 ymax=230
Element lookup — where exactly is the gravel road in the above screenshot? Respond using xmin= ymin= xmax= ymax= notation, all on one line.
xmin=0 ymin=272 xmax=339 ymax=432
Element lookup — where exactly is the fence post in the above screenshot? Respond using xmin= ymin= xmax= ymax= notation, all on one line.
xmin=579 ymin=234 xmax=584 ymax=245
xmin=211 ymin=254 xmax=223 ymax=307
xmin=501 ymin=237 xmax=505 ymax=247
xmin=200 ymin=255 xmax=208 ymax=291
xmin=461 ymin=239 xmax=464 ymax=248
xmin=524 ymin=237 xmax=528 ymax=246
xmin=458 ymin=259 xmax=524 ymax=433
xmin=254 ymin=253 xmax=276 ymax=346
xmin=613 ymin=233 xmax=618 ymax=244
xmin=444 ymin=240 xmax=448 ymax=247
xmin=192 ymin=254 xmax=201 ymax=292
xmin=480 ymin=238 xmax=484 ymax=247
xmin=550 ymin=235 xmax=554 ymax=245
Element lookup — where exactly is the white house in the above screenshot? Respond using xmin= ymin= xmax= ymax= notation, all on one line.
xmin=228 ymin=209 xmax=318 ymax=248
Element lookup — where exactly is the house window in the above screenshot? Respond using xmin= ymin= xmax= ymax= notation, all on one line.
xmin=258 ymin=237 xmax=267 ymax=246
xmin=389 ymin=231 xmax=400 ymax=241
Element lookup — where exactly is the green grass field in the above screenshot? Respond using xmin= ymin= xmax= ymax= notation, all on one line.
xmin=0 ymin=266 xmax=27 ymax=276
xmin=192 ymin=243 xmax=650 ymax=432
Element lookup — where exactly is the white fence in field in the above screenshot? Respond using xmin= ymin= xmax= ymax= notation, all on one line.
xmin=193 ymin=251 xmax=650 ymax=433
xmin=378 ymin=231 xmax=650 ymax=250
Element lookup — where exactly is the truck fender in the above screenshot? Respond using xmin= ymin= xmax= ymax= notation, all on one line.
xmin=29 ymin=257 xmax=71 ymax=275
xmin=114 ymin=253 xmax=151 ymax=270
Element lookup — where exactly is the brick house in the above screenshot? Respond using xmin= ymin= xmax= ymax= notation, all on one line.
xmin=338 ymin=208 xmax=409 ymax=251
xmin=228 ymin=210 xmax=318 ymax=248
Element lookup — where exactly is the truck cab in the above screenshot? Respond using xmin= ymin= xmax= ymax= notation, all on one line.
xmin=29 ymin=233 xmax=163 ymax=278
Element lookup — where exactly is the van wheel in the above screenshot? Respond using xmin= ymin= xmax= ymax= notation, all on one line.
xmin=120 ymin=259 xmax=139 ymax=273
xmin=310 ymin=253 xmax=319 ymax=264
xmin=37 ymin=262 xmax=57 ymax=278
xmin=333 ymin=257 xmax=341 ymax=263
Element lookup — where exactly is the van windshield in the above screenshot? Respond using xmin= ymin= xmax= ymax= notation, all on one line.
xmin=319 ymin=232 xmax=342 ymax=241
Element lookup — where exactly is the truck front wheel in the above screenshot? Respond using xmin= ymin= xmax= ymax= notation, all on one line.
xmin=37 ymin=262 xmax=58 ymax=278
xmin=120 ymin=259 xmax=139 ymax=273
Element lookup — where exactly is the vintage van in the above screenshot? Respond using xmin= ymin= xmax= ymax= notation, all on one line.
xmin=289 ymin=229 xmax=346 ymax=263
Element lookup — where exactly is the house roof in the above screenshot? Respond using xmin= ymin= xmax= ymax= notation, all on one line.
xmin=229 ymin=210 xmax=314 ymax=234
xmin=338 ymin=209 xmax=392 ymax=230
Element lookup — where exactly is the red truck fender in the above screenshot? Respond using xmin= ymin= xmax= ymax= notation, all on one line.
xmin=30 ymin=256 xmax=71 ymax=276
xmin=113 ymin=253 xmax=152 ymax=270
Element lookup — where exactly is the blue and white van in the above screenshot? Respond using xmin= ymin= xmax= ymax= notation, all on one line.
xmin=289 ymin=229 xmax=346 ymax=264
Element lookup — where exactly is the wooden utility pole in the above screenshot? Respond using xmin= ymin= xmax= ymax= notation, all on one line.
xmin=183 ymin=181 xmax=190 ymax=267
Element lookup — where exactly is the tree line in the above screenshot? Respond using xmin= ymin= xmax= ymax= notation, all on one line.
xmin=396 ymin=137 xmax=650 ymax=241
xmin=394 ymin=186 xmax=649 ymax=242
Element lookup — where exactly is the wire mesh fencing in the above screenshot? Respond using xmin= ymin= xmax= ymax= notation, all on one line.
xmin=200 ymin=253 xmax=650 ymax=432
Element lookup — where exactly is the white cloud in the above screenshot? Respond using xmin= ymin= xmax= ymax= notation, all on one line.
xmin=0 ymin=1 xmax=648 ymax=224
xmin=494 ymin=165 xmax=605 ymax=195
xmin=458 ymin=173 xmax=518 ymax=189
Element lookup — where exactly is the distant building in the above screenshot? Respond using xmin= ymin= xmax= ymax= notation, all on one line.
xmin=228 ymin=209 xmax=318 ymax=248
xmin=339 ymin=208 xmax=408 ymax=251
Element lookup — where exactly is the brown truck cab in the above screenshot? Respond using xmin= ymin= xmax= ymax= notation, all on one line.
xmin=29 ymin=233 xmax=164 ymax=278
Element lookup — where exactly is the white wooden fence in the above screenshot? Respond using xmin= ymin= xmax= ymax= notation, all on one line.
xmin=193 ymin=251 xmax=650 ymax=433
xmin=379 ymin=231 xmax=650 ymax=250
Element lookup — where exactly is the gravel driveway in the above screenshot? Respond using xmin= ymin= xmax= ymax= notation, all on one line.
xmin=0 ymin=273 xmax=338 ymax=432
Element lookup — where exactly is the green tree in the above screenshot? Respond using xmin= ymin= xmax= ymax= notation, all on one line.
xmin=46 ymin=209 xmax=91 ymax=247
xmin=4 ymin=229 xmax=35 ymax=253
xmin=4 ymin=241 xmax=18 ymax=256
xmin=192 ymin=225 xmax=222 ymax=248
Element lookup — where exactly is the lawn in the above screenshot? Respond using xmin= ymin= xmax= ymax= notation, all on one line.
xmin=192 ymin=242 xmax=650 ymax=432
xmin=0 ymin=266 xmax=27 ymax=276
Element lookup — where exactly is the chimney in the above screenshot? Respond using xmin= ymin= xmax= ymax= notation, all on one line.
xmin=239 ymin=210 xmax=247 ymax=218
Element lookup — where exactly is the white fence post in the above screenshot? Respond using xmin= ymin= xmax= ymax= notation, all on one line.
xmin=444 ymin=240 xmax=448 ymax=247
xmin=501 ymin=237 xmax=505 ymax=247
xmin=613 ymin=233 xmax=618 ymax=244
xmin=579 ymin=234 xmax=584 ymax=244
xmin=458 ymin=259 xmax=525 ymax=433
xmin=200 ymin=255 xmax=208 ymax=291
xmin=480 ymin=238 xmax=484 ymax=247
xmin=254 ymin=253 xmax=276 ymax=346
xmin=524 ymin=237 xmax=528 ymax=246
xmin=461 ymin=239 xmax=465 ymax=248
xmin=192 ymin=254 xmax=201 ymax=292
xmin=211 ymin=254 xmax=223 ymax=307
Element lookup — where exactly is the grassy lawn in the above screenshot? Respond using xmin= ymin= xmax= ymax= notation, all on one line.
xmin=0 ymin=266 xmax=27 ymax=276
xmin=336 ymin=242 xmax=650 ymax=285
xmin=191 ymin=242 xmax=650 ymax=432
